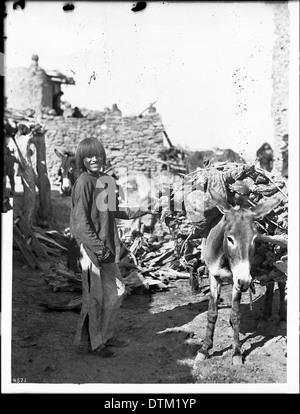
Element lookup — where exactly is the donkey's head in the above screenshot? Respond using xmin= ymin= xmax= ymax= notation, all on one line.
xmin=209 ymin=189 xmax=282 ymax=292
xmin=55 ymin=149 xmax=76 ymax=196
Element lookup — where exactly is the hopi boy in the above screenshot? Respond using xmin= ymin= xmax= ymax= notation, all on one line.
xmin=71 ymin=138 xmax=156 ymax=358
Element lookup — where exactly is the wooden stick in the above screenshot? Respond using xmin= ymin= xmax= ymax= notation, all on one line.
xmin=138 ymin=101 xmax=157 ymax=117
xmin=256 ymin=167 xmax=288 ymax=198
xmin=247 ymin=199 xmax=286 ymax=230
xmin=34 ymin=233 xmax=68 ymax=251
xmin=163 ymin=130 xmax=174 ymax=148
xmin=13 ymin=225 xmax=40 ymax=269
xmin=14 ymin=208 xmax=49 ymax=260
xmin=179 ymin=229 xmax=193 ymax=255
xmin=147 ymin=155 xmax=186 ymax=171
xmin=256 ymin=234 xmax=287 ymax=248
xmin=13 ymin=131 xmax=36 ymax=224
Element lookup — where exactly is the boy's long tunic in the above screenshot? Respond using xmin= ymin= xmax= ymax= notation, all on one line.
xmin=70 ymin=171 xmax=147 ymax=350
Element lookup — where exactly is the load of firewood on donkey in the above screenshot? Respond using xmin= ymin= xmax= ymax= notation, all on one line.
xmin=40 ymin=162 xmax=287 ymax=311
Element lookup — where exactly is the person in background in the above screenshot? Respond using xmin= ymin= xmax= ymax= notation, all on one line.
xmin=72 ymin=107 xmax=84 ymax=118
xmin=53 ymin=91 xmax=64 ymax=115
xmin=70 ymin=137 xmax=155 ymax=358
xmin=256 ymin=142 xmax=274 ymax=172
xmin=4 ymin=143 xmax=18 ymax=195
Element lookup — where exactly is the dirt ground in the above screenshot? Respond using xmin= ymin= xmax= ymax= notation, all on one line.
xmin=9 ymin=189 xmax=287 ymax=388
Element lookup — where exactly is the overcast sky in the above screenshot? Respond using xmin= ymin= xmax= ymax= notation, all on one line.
xmin=3 ymin=1 xmax=295 ymax=160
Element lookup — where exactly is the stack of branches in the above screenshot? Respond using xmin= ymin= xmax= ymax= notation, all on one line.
xmin=118 ymin=161 xmax=288 ymax=294
xmin=13 ymin=205 xmax=49 ymax=270
xmin=32 ymin=226 xmax=69 ymax=257
xmin=13 ymin=210 xmax=71 ymax=271
xmin=153 ymin=162 xmax=288 ymax=290
xmin=117 ymin=213 xmax=209 ymax=296
xmin=118 ymin=236 xmax=191 ymax=295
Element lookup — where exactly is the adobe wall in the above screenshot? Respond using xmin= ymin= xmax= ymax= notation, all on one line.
xmin=42 ymin=111 xmax=165 ymax=186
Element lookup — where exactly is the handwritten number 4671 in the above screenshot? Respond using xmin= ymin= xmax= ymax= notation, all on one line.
xmin=12 ymin=378 xmax=27 ymax=383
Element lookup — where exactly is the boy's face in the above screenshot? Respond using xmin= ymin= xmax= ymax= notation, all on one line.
xmin=83 ymin=155 xmax=104 ymax=173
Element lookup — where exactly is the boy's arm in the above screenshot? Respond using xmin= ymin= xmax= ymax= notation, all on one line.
xmin=114 ymin=207 xmax=150 ymax=220
xmin=114 ymin=196 xmax=157 ymax=219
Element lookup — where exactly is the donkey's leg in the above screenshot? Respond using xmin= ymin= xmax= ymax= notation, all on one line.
xmin=230 ymin=287 xmax=243 ymax=365
xmin=257 ymin=282 xmax=275 ymax=330
xmin=195 ymin=275 xmax=221 ymax=362
xmin=263 ymin=282 xmax=274 ymax=321
xmin=278 ymin=281 xmax=287 ymax=329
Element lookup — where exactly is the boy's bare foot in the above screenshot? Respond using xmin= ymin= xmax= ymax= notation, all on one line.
xmin=90 ymin=346 xmax=116 ymax=358
xmin=105 ymin=337 xmax=130 ymax=347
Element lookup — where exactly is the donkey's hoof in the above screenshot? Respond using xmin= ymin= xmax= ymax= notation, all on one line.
xmin=232 ymin=355 xmax=243 ymax=365
xmin=195 ymin=351 xmax=207 ymax=363
xmin=193 ymin=351 xmax=207 ymax=370
xmin=257 ymin=318 xmax=270 ymax=331
xmin=192 ymin=351 xmax=207 ymax=377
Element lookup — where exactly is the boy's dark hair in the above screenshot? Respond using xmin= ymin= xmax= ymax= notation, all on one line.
xmin=75 ymin=138 xmax=106 ymax=177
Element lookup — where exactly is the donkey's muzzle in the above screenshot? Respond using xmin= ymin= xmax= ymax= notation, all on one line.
xmin=232 ymin=262 xmax=252 ymax=293
xmin=236 ymin=278 xmax=251 ymax=292
xmin=60 ymin=185 xmax=72 ymax=196
xmin=61 ymin=178 xmax=72 ymax=196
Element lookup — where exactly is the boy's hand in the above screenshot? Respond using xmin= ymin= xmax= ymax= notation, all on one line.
xmin=97 ymin=247 xmax=111 ymax=263
xmin=148 ymin=195 xmax=170 ymax=214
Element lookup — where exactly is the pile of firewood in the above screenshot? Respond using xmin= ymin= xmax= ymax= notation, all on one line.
xmin=153 ymin=161 xmax=288 ymax=289
xmin=117 ymin=161 xmax=288 ymax=293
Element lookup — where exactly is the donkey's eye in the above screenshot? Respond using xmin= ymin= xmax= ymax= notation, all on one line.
xmin=227 ymin=236 xmax=235 ymax=245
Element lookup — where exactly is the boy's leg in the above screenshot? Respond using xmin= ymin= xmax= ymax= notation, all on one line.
xmin=75 ymin=315 xmax=90 ymax=353
xmin=8 ymin=174 xmax=15 ymax=194
xmin=100 ymin=262 xmax=126 ymax=344
xmin=74 ymin=245 xmax=105 ymax=351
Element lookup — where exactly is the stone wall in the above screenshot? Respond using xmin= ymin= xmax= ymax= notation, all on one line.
xmin=271 ymin=1 xmax=290 ymax=176
xmin=42 ymin=110 xmax=165 ymax=186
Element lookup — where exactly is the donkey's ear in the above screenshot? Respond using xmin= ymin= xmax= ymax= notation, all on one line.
xmin=54 ymin=148 xmax=65 ymax=159
xmin=208 ymin=188 xmax=231 ymax=214
xmin=251 ymin=194 xmax=283 ymax=219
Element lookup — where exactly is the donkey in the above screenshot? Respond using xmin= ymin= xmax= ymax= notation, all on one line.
xmin=55 ymin=149 xmax=76 ymax=196
xmin=194 ymin=189 xmax=283 ymax=367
